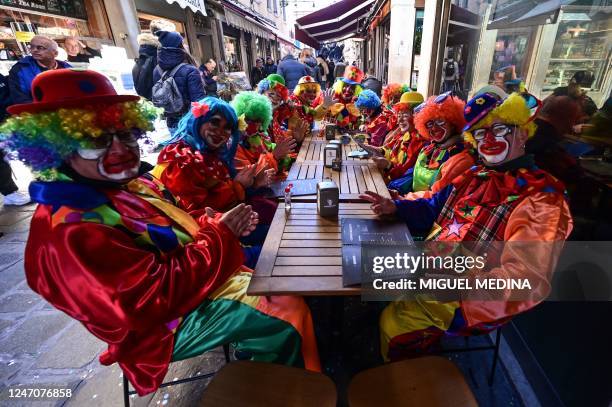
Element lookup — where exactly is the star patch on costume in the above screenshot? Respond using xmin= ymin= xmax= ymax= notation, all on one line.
xmin=459 ymin=202 xmax=475 ymax=217
xmin=445 ymin=217 xmax=465 ymax=238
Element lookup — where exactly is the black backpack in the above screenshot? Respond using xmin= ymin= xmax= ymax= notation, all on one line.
xmin=445 ymin=61 xmax=456 ymax=77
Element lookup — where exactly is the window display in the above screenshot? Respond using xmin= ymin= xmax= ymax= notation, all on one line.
xmin=542 ymin=8 xmax=611 ymax=102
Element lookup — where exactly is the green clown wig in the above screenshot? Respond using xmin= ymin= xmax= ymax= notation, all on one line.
xmin=231 ymin=91 xmax=272 ymax=131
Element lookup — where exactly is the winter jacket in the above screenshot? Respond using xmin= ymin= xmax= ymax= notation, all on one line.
xmin=132 ymin=44 xmax=158 ymax=100
xmin=153 ymin=47 xmax=205 ymax=115
xmin=264 ymin=62 xmax=277 ymax=76
xmin=277 ymin=55 xmax=308 ymax=91
xmin=302 ymin=56 xmax=320 ymax=83
xmin=8 ymin=56 xmax=71 ymax=104
xmin=250 ymin=66 xmax=266 ymax=88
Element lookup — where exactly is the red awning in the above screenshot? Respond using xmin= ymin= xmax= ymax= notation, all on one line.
xmin=295 ymin=0 xmax=375 ymax=48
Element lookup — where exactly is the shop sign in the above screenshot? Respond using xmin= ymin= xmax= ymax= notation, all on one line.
xmin=14 ymin=30 xmax=35 ymax=42
xmin=0 ymin=0 xmax=88 ymax=20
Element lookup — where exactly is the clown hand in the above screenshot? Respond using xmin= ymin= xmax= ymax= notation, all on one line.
xmin=235 ymin=164 xmax=257 ymax=188
xmin=214 ymin=204 xmax=259 ymax=237
xmin=359 ymin=191 xmax=396 ymax=215
xmin=292 ymin=120 xmax=310 ymax=143
xmin=322 ymin=88 xmax=335 ymax=108
xmin=254 ymin=168 xmax=275 ymax=188
xmin=372 ymin=156 xmax=390 ymax=170
xmin=273 ymin=137 xmax=297 ymax=160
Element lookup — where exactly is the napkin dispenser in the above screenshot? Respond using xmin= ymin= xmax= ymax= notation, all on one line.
xmin=324 ymin=142 xmax=342 ymax=168
xmin=317 ymin=180 xmax=339 ymax=217
xmin=324 ymin=123 xmax=336 ymax=140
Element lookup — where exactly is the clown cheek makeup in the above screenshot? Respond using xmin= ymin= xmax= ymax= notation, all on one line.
xmin=477 ymin=134 xmax=510 ymax=164
xmin=342 ymin=86 xmax=354 ymax=100
xmin=429 ymin=125 xmax=448 ymax=143
xmin=200 ymin=115 xmax=231 ymax=150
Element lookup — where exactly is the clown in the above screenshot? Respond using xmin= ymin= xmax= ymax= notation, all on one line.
xmin=359 ymin=91 xmax=426 ymax=181
xmin=257 ymin=74 xmax=308 ymax=167
xmin=328 ymin=66 xmax=364 ymax=131
xmin=289 ymin=75 xmax=334 ymax=141
xmin=231 ymin=91 xmax=296 ymax=181
xmin=387 ymin=92 xmax=475 ymax=197
xmin=360 ymin=92 xmax=572 ymax=361
xmin=382 ymin=83 xmax=412 ymax=110
xmin=0 ymin=70 xmax=320 ymax=396
xmin=354 ymin=89 xmax=397 ymax=147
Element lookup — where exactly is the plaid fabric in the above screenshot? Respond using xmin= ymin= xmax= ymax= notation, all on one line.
xmin=429 ymin=164 xmax=567 ymax=264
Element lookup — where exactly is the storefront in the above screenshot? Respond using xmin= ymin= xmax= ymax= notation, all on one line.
xmin=442 ymin=0 xmax=611 ymax=106
xmin=0 ymin=0 xmax=113 ymax=72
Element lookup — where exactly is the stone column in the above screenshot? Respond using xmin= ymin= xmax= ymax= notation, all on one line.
xmin=388 ymin=0 xmax=416 ymax=83
xmin=417 ymin=0 xmax=442 ymax=97
xmin=102 ymin=0 xmax=139 ymax=58
xmin=185 ymin=9 xmax=203 ymax=63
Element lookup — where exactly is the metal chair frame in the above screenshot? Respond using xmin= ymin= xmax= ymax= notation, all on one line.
xmin=122 ymin=343 xmax=231 ymax=407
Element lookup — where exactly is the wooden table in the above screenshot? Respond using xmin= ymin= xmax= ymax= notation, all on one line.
xmin=288 ymin=134 xmax=390 ymax=202
xmin=247 ymin=202 xmax=377 ymax=296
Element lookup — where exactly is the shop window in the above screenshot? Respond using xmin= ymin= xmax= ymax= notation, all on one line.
xmin=542 ymin=7 xmax=610 ymax=105
xmin=224 ymin=35 xmax=242 ymax=71
xmin=490 ymin=28 xmax=534 ymax=88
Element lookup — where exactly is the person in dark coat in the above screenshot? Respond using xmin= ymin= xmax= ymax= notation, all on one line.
xmin=132 ymin=33 xmax=159 ymax=100
xmin=153 ymin=31 xmax=205 ymax=131
xmin=250 ymin=58 xmax=266 ymax=88
xmin=264 ymin=56 xmax=277 ymax=76
xmin=8 ymin=35 xmax=71 ymax=104
xmin=276 ymin=51 xmax=308 ymax=92
xmin=361 ymin=68 xmax=382 ymax=97
xmin=200 ymin=58 xmax=218 ymax=96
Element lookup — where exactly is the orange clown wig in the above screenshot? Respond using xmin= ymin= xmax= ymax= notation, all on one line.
xmin=382 ymin=83 xmax=411 ymax=106
xmin=413 ymin=93 xmax=466 ymax=139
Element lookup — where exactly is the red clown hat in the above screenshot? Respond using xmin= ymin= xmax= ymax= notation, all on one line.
xmin=340 ymin=66 xmax=365 ymax=85
xmin=8 ymin=69 xmax=139 ymax=115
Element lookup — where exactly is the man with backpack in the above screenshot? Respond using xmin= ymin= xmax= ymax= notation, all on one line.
xmin=132 ymin=33 xmax=160 ymax=100
xmin=152 ymin=31 xmax=205 ymax=133
xmin=443 ymin=57 xmax=459 ymax=93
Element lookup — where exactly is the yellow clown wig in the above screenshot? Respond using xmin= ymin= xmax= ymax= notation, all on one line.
xmin=463 ymin=93 xmax=538 ymax=147
xmin=413 ymin=94 xmax=466 ymax=140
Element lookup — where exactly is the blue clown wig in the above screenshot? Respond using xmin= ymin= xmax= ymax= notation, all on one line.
xmin=163 ymin=97 xmax=240 ymax=175
xmin=354 ymin=89 xmax=382 ymax=110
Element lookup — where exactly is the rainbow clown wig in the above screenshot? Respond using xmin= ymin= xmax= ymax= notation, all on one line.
xmin=462 ymin=92 xmax=539 ymax=147
xmin=413 ymin=93 xmax=466 ymax=139
xmin=231 ymin=91 xmax=272 ymax=131
xmin=354 ymin=89 xmax=382 ymax=111
xmin=0 ymin=70 xmax=158 ymax=180
xmin=163 ymin=97 xmax=241 ymax=175
xmin=382 ymin=83 xmax=411 ymax=106
xmin=256 ymin=74 xmax=289 ymax=102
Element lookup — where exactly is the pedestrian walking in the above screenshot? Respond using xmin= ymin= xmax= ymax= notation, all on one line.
xmin=152 ymin=31 xmax=205 ymax=133
xmin=264 ymin=56 xmax=277 ymax=76
xmin=316 ymin=55 xmax=329 ymax=89
xmin=200 ymin=58 xmax=219 ymax=96
xmin=8 ymin=35 xmax=71 ymax=104
xmin=132 ymin=33 xmax=160 ymax=100
xmin=442 ymin=57 xmax=459 ymax=93
xmin=277 ymin=50 xmax=308 ymax=92
xmin=250 ymin=58 xmax=266 ymax=88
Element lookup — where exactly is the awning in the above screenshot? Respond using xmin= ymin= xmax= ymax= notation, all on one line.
xmin=295 ymin=0 xmax=375 ymax=48
xmin=166 ymin=0 xmax=207 ymax=15
xmin=487 ymin=0 xmax=574 ymax=29
xmin=223 ymin=9 xmax=274 ymax=39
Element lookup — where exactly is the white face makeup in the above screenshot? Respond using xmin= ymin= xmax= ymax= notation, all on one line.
xmin=199 ymin=114 xmax=232 ymax=150
xmin=397 ymin=112 xmax=412 ymax=132
xmin=266 ymin=89 xmax=282 ymax=108
xmin=426 ymin=119 xmax=451 ymax=143
xmin=70 ymin=132 xmax=141 ymax=183
xmin=473 ymin=122 xmax=524 ymax=165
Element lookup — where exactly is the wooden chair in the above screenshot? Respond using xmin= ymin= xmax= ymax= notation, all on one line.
xmin=347 ymin=356 xmax=478 ymax=407
xmin=122 ymin=344 xmax=231 ymax=407
xmin=200 ymin=361 xmax=337 ymax=407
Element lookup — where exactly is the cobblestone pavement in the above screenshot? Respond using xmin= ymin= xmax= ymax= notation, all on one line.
xmin=0 ymin=159 xmax=225 ymax=407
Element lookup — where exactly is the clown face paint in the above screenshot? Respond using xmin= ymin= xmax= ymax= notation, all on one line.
xmin=361 ymin=107 xmax=376 ymax=119
xmin=71 ymin=132 xmax=141 ymax=182
xmin=245 ymin=119 xmax=262 ymax=135
xmin=199 ymin=114 xmax=232 ymax=150
xmin=425 ymin=119 xmax=451 ymax=143
xmin=299 ymin=87 xmax=318 ymax=105
xmin=397 ymin=112 xmax=412 ymax=132
xmin=473 ymin=121 xmax=525 ymax=165
xmin=342 ymin=84 xmax=355 ymax=100
xmin=265 ymin=89 xmax=283 ymax=108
